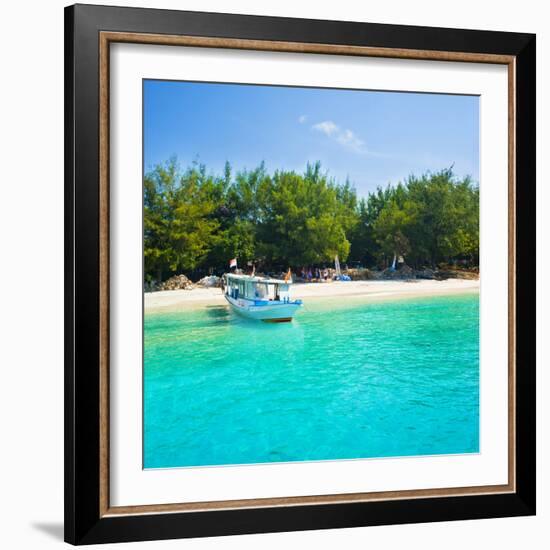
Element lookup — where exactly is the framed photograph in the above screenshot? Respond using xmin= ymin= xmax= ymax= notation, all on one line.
xmin=64 ymin=3 xmax=536 ymax=545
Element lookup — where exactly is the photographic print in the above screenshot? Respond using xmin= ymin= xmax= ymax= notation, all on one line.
xmin=142 ymin=80 xmax=480 ymax=470
xmin=65 ymin=7 xmax=536 ymax=543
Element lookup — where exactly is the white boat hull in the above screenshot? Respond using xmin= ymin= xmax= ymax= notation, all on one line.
xmin=225 ymin=295 xmax=302 ymax=322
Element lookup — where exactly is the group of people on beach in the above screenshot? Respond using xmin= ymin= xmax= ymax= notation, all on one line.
xmin=299 ymin=267 xmax=333 ymax=282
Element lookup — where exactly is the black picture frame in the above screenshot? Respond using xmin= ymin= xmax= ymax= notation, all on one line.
xmin=65 ymin=3 xmax=536 ymax=545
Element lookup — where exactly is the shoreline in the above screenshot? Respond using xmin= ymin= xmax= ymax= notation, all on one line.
xmin=144 ymin=278 xmax=479 ymax=313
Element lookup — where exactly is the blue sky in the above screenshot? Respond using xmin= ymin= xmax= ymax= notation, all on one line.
xmin=144 ymin=80 xmax=479 ymax=198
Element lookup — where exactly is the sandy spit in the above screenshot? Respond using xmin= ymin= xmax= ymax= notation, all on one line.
xmin=144 ymin=278 xmax=479 ymax=313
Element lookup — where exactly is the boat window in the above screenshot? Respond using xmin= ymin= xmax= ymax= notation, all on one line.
xmin=254 ymin=283 xmax=268 ymax=299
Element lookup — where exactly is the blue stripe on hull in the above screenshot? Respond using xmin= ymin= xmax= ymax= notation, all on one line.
xmin=225 ymin=295 xmax=301 ymax=321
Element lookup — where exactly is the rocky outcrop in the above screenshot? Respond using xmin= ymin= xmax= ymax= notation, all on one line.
xmin=436 ymin=269 xmax=479 ymax=280
xmin=344 ymin=268 xmax=378 ymax=280
xmin=196 ymin=275 xmax=222 ymax=287
xmin=381 ymin=264 xmax=414 ymax=279
xmin=158 ymin=274 xmax=195 ymax=291
xmin=376 ymin=265 xmax=479 ymax=281
xmin=416 ymin=268 xmax=436 ymax=280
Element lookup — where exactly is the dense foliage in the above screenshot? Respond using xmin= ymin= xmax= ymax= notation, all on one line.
xmin=144 ymin=158 xmax=479 ymax=282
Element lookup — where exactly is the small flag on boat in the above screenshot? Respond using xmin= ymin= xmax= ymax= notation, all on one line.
xmin=229 ymin=258 xmax=237 ymax=269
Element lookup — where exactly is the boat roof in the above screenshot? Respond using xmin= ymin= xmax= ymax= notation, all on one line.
xmin=225 ymin=273 xmax=292 ymax=285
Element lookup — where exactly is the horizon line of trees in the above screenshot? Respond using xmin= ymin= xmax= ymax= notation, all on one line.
xmin=144 ymin=157 xmax=479 ymax=283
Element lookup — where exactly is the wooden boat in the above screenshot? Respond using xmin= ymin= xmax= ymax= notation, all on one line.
xmin=223 ymin=273 xmax=302 ymax=322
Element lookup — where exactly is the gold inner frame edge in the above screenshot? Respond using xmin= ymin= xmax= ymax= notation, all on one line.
xmin=98 ymin=31 xmax=517 ymax=517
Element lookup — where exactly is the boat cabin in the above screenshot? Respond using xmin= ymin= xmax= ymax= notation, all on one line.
xmin=225 ymin=274 xmax=292 ymax=304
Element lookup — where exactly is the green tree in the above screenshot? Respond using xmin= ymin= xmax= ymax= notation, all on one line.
xmin=372 ymin=198 xmax=414 ymax=263
xmin=257 ymin=164 xmax=357 ymax=267
xmin=144 ymin=157 xmax=178 ymax=283
xmin=143 ymin=159 xmax=478 ymax=283
xmin=368 ymin=169 xmax=479 ymax=268
xmin=144 ymin=159 xmax=223 ymax=282
xmin=404 ymin=169 xmax=478 ymax=266
xmin=349 ymin=186 xmax=394 ymax=266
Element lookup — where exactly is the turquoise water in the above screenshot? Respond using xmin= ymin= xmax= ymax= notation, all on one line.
xmin=144 ymin=293 xmax=479 ymax=469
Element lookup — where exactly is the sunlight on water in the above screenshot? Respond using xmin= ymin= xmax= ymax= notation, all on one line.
xmin=144 ymin=293 xmax=479 ymax=468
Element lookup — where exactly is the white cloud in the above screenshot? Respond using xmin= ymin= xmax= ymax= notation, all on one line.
xmin=336 ymin=128 xmax=366 ymax=153
xmin=312 ymin=120 xmax=372 ymax=155
xmin=298 ymin=114 xmax=307 ymax=124
xmin=313 ymin=120 xmax=339 ymax=136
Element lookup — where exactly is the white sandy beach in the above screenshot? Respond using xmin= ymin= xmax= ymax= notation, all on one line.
xmin=145 ymin=278 xmax=479 ymax=313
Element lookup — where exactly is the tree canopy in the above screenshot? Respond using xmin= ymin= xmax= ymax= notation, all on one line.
xmin=144 ymin=158 xmax=479 ymax=282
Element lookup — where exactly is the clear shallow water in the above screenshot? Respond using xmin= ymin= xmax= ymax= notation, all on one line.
xmin=144 ymin=293 xmax=479 ymax=468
